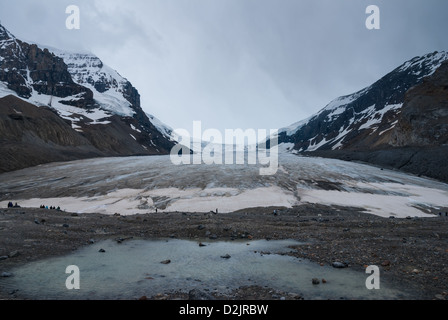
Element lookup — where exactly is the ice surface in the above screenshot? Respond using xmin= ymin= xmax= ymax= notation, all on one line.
xmin=1 ymin=152 xmax=447 ymax=218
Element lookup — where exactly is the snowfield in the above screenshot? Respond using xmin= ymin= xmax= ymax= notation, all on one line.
xmin=1 ymin=149 xmax=447 ymax=218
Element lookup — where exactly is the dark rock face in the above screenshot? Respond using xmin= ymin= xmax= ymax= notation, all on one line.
xmin=390 ymin=60 xmax=448 ymax=147
xmin=0 ymin=95 xmax=104 ymax=173
xmin=0 ymin=95 xmax=91 ymax=147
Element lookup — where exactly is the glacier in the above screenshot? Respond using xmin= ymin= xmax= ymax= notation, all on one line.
xmin=1 ymin=150 xmax=447 ymax=218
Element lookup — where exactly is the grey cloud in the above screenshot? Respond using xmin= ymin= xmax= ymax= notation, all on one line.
xmin=1 ymin=0 xmax=448 ymax=133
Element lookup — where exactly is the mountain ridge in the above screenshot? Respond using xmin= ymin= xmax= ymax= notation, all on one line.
xmin=0 ymin=23 xmax=176 ymax=172
xmin=273 ymin=51 xmax=448 ymax=151
xmin=271 ymin=51 xmax=448 ymax=182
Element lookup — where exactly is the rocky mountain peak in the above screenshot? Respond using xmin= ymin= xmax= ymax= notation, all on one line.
xmin=0 ymin=24 xmax=94 ymax=106
xmin=270 ymin=51 xmax=448 ymax=182
xmin=272 ymin=51 xmax=448 ymax=153
xmin=0 ymin=23 xmax=177 ymax=172
xmin=0 ymin=23 xmax=15 ymax=42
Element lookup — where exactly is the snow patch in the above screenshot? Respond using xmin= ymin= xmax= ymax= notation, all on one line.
xmin=0 ymin=186 xmax=298 ymax=215
xmin=307 ymin=136 xmax=330 ymax=152
xmin=28 ymin=90 xmax=111 ymax=124
xmin=130 ymin=124 xmax=142 ymax=133
xmin=398 ymin=51 xmax=448 ymax=76
xmin=0 ymin=81 xmax=16 ymax=97
xmin=299 ymin=182 xmax=448 ymax=218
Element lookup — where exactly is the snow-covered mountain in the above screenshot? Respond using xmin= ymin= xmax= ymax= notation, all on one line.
xmin=268 ymin=51 xmax=448 ymax=182
xmin=0 ymin=23 xmax=176 ymax=172
xmin=271 ymin=51 xmax=448 ymax=153
xmin=50 ymin=48 xmax=136 ymax=117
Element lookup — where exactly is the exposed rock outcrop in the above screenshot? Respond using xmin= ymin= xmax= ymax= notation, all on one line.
xmin=0 ymin=95 xmax=104 ymax=172
xmin=390 ymin=60 xmax=448 ymax=147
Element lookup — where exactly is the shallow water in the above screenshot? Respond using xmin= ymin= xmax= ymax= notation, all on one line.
xmin=1 ymin=239 xmax=409 ymax=300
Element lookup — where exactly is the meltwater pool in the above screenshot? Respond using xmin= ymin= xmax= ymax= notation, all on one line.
xmin=1 ymin=238 xmax=409 ymax=300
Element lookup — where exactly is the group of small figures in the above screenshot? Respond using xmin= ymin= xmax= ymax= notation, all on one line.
xmin=7 ymin=202 xmax=20 ymax=208
xmin=39 ymin=204 xmax=61 ymax=211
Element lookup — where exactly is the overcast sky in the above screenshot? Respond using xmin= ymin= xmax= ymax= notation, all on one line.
xmin=1 ymin=0 xmax=448 ymax=136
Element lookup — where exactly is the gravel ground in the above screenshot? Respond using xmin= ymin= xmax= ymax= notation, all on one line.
xmin=0 ymin=205 xmax=447 ymax=300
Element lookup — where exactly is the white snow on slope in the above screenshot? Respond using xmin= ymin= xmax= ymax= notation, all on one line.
xmin=273 ymin=87 xmax=369 ymax=144
xmin=49 ymin=48 xmax=135 ymax=117
xmin=28 ymin=90 xmax=111 ymax=123
xmin=277 ymin=116 xmax=313 ymax=136
xmin=322 ymin=86 xmax=370 ymax=114
xmin=304 ymin=103 xmax=402 ymax=151
xmin=146 ymin=112 xmax=176 ymax=141
xmin=0 ymin=81 xmax=16 ymax=97
xmin=397 ymin=51 xmax=448 ymax=77
xmin=0 ymin=77 xmax=113 ymax=126
xmin=358 ymin=103 xmax=402 ymax=132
